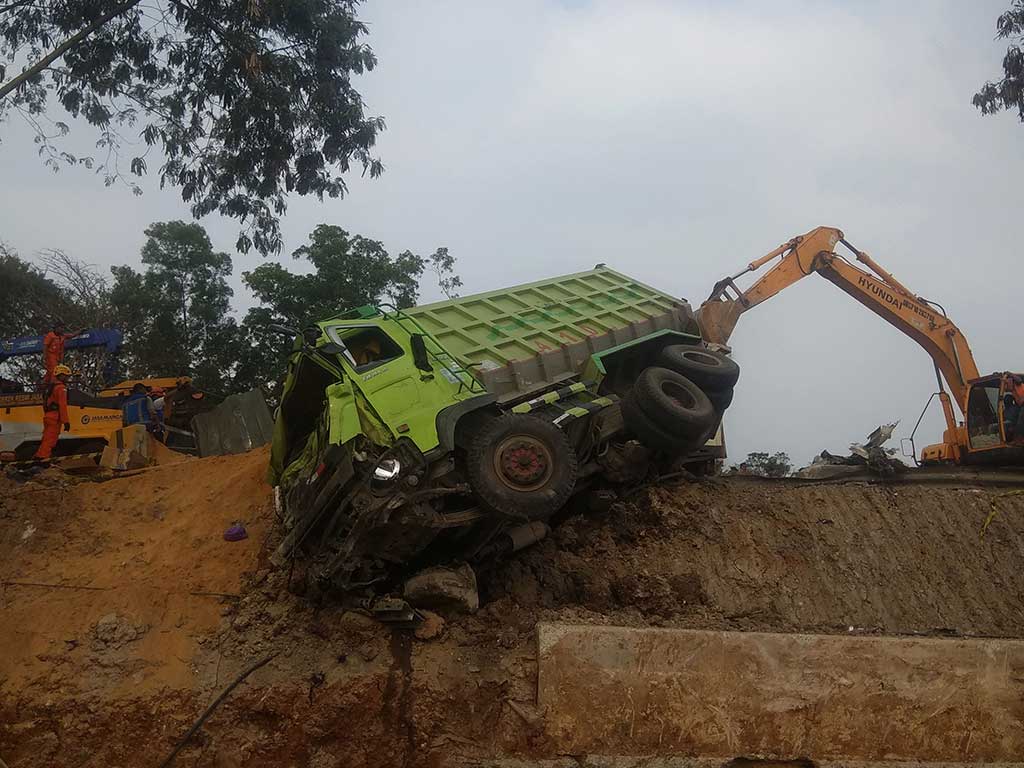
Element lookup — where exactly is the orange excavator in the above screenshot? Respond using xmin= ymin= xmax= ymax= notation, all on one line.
xmin=696 ymin=226 xmax=1023 ymax=467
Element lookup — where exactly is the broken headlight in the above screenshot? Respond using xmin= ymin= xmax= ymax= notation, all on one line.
xmin=372 ymin=457 xmax=401 ymax=482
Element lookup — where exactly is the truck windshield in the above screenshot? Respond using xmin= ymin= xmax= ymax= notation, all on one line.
xmin=326 ymin=325 xmax=403 ymax=373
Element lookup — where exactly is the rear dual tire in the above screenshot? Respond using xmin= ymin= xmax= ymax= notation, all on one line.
xmin=658 ymin=345 xmax=739 ymax=392
xmin=623 ymin=367 xmax=716 ymax=454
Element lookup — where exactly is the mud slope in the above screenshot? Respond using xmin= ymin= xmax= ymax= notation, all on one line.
xmin=3 ymin=462 xmax=1024 ymax=767
xmin=487 ymin=479 xmax=1024 ymax=637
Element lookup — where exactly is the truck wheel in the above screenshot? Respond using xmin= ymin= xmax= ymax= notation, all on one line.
xmin=633 ymin=366 xmax=716 ymax=439
xmin=658 ymin=345 xmax=739 ymax=392
xmin=621 ymin=389 xmax=703 ymax=454
xmin=707 ymin=386 xmax=734 ymax=413
xmin=467 ymin=414 xmax=578 ymax=520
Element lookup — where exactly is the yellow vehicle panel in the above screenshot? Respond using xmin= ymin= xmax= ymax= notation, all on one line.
xmin=0 ymin=390 xmax=126 ymax=460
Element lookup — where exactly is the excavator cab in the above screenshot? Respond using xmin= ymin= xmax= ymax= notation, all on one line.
xmin=966 ymin=374 xmax=1024 ymax=458
xmin=918 ymin=374 xmax=1024 ymax=466
xmin=966 ymin=376 xmax=1003 ymax=450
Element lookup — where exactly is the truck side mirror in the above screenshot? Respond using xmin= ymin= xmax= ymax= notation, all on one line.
xmin=410 ymin=334 xmax=432 ymax=372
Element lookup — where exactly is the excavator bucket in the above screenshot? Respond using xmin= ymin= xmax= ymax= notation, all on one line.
xmin=695 ymin=298 xmax=743 ymax=346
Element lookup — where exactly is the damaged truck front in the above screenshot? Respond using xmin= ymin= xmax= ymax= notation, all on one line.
xmin=269 ymin=267 xmax=738 ymax=601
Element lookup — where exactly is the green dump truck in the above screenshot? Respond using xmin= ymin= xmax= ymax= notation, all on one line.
xmin=269 ymin=267 xmax=738 ymax=601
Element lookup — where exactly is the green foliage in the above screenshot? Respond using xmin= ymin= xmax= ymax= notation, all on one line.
xmin=0 ymin=243 xmax=63 ymax=337
xmin=3 ymin=221 xmax=460 ymax=401
xmin=975 ymin=2 xmax=1024 ymax=119
xmin=110 ymin=220 xmax=240 ymax=390
xmin=736 ymin=451 xmax=792 ymax=478
xmin=0 ymin=244 xmax=118 ymax=387
xmin=0 ymin=0 xmax=383 ymax=255
xmin=236 ymin=224 xmax=459 ymax=398
xmin=244 ymin=224 xmax=430 ymax=323
xmin=429 ymin=247 xmax=463 ymax=299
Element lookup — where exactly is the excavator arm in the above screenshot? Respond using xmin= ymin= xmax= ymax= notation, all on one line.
xmin=696 ymin=227 xmax=980 ymax=451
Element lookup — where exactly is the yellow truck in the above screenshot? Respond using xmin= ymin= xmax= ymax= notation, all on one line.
xmin=0 ymin=376 xmax=211 ymax=462
xmin=0 ymin=328 xmax=217 ymax=460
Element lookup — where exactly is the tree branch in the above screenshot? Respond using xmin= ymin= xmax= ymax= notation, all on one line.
xmin=0 ymin=0 xmax=39 ymax=14
xmin=0 ymin=0 xmax=144 ymax=101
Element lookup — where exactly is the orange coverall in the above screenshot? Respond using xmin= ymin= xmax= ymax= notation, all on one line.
xmin=34 ymin=381 xmax=69 ymax=459
xmin=42 ymin=332 xmax=75 ymax=383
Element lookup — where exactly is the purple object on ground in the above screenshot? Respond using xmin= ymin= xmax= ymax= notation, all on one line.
xmin=223 ymin=523 xmax=248 ymax=542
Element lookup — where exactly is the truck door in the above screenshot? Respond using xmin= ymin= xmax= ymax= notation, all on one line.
xmin=344 ymin=329 xmax=419 ymax=416
xmin=326 ymin=322 xmax=471 ymax=453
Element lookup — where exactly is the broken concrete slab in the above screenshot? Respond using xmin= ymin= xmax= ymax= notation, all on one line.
xmin=537 ymin=623 xmax=1024 ymax=762
xmin=99 ymin=424 xmax=154 ymax=470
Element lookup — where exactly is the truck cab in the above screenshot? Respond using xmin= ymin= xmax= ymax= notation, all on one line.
xmin=270 ymin=309 xmax=486 ymax=488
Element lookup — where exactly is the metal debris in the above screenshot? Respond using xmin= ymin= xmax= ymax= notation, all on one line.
xmin=797 ymin=422 xmax=906 ymax=478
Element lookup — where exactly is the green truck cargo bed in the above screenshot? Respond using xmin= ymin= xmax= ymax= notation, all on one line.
xmin=405 ymin=266 xmax=698 ymax=400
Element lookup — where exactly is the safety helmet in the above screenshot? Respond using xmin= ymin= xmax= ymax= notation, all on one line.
xmin=53 ymin=364 xmax=72 ymax=377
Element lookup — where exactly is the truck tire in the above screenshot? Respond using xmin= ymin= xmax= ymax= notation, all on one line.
xmin=658 ymin=345 xmax=739 ymax=392
xmin=633 ymin=366 xmax=716 ymax=439
xmin=467 ymin=413 xmax=578 ymax=520
xmin=707 ymin=386 xmax=734 ymax=413
xmin=621 ymin=389 xmax=703 ymax=454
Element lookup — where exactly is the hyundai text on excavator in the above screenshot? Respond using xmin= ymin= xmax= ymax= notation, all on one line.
xmin=696 ymin=226 xmax=1023 ymax=467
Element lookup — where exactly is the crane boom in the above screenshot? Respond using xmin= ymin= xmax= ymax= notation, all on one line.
xmin=696 ymin=226 xmax=980 ymax=423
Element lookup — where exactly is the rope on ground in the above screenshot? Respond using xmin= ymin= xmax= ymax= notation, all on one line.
xmin=2 ymin=580 xmax=109 ymax=592
xmin=980 ymin=490 xmax=1024 ymax=538
xmin=157 ymin=652 xmax=277 ymax=768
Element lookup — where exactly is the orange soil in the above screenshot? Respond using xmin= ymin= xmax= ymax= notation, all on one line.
xmin=0 ymin=446 xmax=271 ymax=698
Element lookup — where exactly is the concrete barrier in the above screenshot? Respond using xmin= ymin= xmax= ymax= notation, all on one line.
xmin=537 ymin=623 xmax=1024 ymax=763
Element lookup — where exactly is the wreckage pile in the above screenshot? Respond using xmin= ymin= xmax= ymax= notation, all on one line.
xmin=796 ymin=422 xmax=907 ymax=478
xmin=4 ymin=448 xmax=1024 ymax=765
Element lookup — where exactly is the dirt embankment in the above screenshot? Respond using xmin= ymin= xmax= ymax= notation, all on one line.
xmin=489 ymin=480 xmax=1024 ymax=638
xmin=3 ymin=456 xmax=1024 ymax=767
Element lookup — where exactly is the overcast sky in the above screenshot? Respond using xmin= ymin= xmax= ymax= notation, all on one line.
xmin=1 ymin=0 xmax=1021 ymax=466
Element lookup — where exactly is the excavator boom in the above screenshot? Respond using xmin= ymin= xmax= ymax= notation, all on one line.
xmin=696 ymin=227 xmax=980 ymax=415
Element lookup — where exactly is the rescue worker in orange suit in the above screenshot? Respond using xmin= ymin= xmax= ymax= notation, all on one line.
xmin=34 ymin=364 xmax=71 ymax=460
xmin=42 ymin=319 xmax=82 ymax=384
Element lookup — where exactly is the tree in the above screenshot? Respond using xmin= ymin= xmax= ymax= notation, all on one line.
xmin=0 ymin=243 xmax=64 ymax=339
xmin=37 ymin=248 xmax=116 ymax=327
xmin=110 ymin=220 xmax=240 ymax=390
xmin=0 ymin=244 xmax=117 ymax=388
xmin=0 ymin=0 xmax=383 ymax=255
xmin=234 ymin=224 xmax=460 ymax=398
xmin=975 ymin=2 xmax=1024 ymax=120
xmin=243 ymin=224 xmax=444 ymax=323
xmin=735 ymin=451 xmax=792 ymax=478
xmin=429 ymin=247 xmax=463 ymax=300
